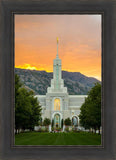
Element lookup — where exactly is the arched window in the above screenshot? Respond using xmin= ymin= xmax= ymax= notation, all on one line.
xmin=72 ymin=116 xmax=78 ymax=126
xmin=54 ymin=98 xmax=60 ymax=111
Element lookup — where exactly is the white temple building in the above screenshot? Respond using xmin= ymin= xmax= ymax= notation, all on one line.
xmin=35 ymin=39 xmax=87 ymax=128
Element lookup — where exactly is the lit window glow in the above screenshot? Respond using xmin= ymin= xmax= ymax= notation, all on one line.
xmin=54 ymin=98 xmax=60 ymax=111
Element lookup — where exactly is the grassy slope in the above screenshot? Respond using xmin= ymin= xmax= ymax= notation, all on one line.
xmin=15 ymin=132 xmax=101 ymax=145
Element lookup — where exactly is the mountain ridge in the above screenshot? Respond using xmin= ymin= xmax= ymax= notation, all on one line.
xmin=15 ymin=68 xmax=100 ymax=95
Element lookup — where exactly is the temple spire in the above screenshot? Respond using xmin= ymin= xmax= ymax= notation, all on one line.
xmin=56 ymin=37 xmax=59 ymax=58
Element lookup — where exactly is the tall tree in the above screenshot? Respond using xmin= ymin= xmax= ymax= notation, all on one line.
xmin=52 ymin=119 xmax=54 ymax=128
xmin=15 ymin=74 xmax=22 ymax=103
xmin=61 ymin=119 xmax=64 ymax=128
xmin=15 ymin=74 xmax=42 ymax=133
xmin=28 ymin=93 xmax=42 ymax=131
xmin=79 ymin=83 xmax=101 ymax=133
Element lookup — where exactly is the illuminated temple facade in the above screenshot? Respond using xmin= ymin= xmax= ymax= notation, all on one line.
xmin=36 ymin=39 xmax=87 ymax=128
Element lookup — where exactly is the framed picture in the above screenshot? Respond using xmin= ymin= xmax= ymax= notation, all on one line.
xmin=14 ymin=14 xmax=102 ymax=146
xmin=0 ymin=0 xmax=116 ymax=160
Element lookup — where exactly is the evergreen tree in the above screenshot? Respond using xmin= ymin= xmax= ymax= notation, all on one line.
xmin=15 ymin=74 xmax=42 ymax=133
xmin=79 ymin=83 xmax=101 ymax=133
xmin=52 ymin=119 xmax=54 ymax=128
xmin=61 ymin=119 xmax=64 ymax=128
xmin=15 ymin=74 xmax=22 ymax=104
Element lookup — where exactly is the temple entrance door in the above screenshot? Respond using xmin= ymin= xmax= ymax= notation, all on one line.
xmin=54 ymin=114 xmax=60 ymax=128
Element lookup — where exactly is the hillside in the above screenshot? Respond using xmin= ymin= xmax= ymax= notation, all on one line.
xmin=15 ymin=68 xmax=100 ymax=95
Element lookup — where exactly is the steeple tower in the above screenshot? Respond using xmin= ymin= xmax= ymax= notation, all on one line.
xmin=53 ymin=37 xmax=61 ymax=81
xmin=56 ymin=37 xmax=59 ymax=59
xmin=47 ymin=38 xmax=67 ymax=93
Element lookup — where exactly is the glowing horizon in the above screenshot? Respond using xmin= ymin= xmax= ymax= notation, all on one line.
xmin=15 ymin=63 xmax=101 ymax=81
xmin=15 ymin=15 xmax=101 ymax=81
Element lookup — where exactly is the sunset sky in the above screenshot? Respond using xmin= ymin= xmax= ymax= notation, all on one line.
xmin=15 ymin=15 xmax=101 ymax=80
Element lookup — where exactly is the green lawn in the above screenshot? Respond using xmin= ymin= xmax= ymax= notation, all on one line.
xmin=15 ymin=132 xmax=101 ymax=145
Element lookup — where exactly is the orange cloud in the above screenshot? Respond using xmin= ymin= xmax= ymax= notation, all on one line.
xmin=15 ymin=15 xmax=101 ymax=81
xmin=16 ymin=64 xmax=38 ymax=70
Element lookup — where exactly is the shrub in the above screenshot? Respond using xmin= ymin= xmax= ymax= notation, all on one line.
xmin=65 ymin=127 xmax=69 ymax=132
xmin=64 ymin=118 xmax=71 ymax=126
xmin=43 ymin=118 xmax=51 ymax=126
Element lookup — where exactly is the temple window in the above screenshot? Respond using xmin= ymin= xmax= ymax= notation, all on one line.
xmin=54 ymin=98 xmax=60 ymax=111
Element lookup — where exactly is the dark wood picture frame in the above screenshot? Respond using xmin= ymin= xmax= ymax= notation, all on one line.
xmin=0 ymin=0 xmax=116 ymax=159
